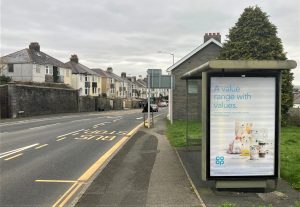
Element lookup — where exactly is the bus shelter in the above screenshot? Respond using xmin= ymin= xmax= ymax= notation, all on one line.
xmin=181 ymin=60 xmax=297 ymax=189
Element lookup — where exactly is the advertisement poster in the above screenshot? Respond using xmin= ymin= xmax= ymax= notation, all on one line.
xmin=209 ymin=76 xmax=276 ymax=177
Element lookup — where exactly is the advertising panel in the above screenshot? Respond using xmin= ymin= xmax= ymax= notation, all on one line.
xmin=208 ymin=73 xmax=278 ymax=178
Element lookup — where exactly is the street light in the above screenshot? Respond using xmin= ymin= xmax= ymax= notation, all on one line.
xmin=157 ymin=51 xmax=174 ymax=124
xmin=157 ymin=51 xmax=175 ymax=65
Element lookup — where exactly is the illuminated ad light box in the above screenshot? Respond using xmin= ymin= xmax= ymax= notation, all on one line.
xmin=207 ymin=72 xmax=279 ymax=179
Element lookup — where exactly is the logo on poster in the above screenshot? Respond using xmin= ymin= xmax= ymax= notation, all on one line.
xmin=215 ymin=156 xmax=225 ymax=166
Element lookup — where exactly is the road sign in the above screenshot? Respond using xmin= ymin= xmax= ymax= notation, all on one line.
xmin=147 ymin=69 xmax=172 ymax=89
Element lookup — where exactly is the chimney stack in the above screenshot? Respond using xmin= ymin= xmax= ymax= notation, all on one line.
xmin=107 ymin=67 xmax=113 ymax=73
xmin=204 ymin=32 xmax=221 ymax=43
xmin=70 ymin=54 xmax=79 ymax=63
xmin=121 ymin=72 xmax=126 ymax=78
xmin=29 ymin=42 xmax=40 ymax=52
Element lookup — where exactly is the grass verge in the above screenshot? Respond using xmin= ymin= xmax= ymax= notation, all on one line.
xmin=166 ymin=120 xmax=300 ymax=190
xmin=280 ymin=126 xmax=300 ymax=190
xmin=166 ymin=120 xmax=201 ymax=147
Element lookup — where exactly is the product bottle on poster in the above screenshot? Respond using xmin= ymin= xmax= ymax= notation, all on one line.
xmin=259 ymin=142 xmax=266 ymax=158
xmin=250 ymin=145 xmax=259 ymax=160
xmin=251 ymin=129 xmax=262 ymax=145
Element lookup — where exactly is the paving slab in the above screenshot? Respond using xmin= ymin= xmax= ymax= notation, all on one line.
xmin=177 ymin=146 xmax=300 ymax=207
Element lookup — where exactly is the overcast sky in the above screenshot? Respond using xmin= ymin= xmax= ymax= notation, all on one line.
xmin=1 ymin=0 xmax=299 ymax=84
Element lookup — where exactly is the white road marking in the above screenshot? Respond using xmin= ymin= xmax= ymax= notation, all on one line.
xmin=106 ymin=116 xmax=123 ymax=119
xmin=0 ymin=116 xmax=79 ymax=127
xmin=4 ymin=153 xmax=23 ymax=161
xmin=28 ymin=123 xmax=60 ymax=130
xmin=56 ymin=137 xmax=66 ymax=141
xmin=136 ymin=117 xmax=143 ymax=120
xmin=35 ymin=144 xmax=49 ymax=149
xmin=57 ymin=129 xmax=85 ymax=138
xmin=0 ymin=143 xmax=39 ymax=159
xmin=71 ymin=119 xmax=91 ymax=123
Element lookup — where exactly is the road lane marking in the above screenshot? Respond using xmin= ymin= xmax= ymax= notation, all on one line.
xmin=0 ymin=116 xmax=79 ymax=127
xmin=71 ymin=119 xmax=91 ymax=123
xmin=107 ymin=115 xmax=121 ymax=118
xmin=57 ymin=129 xmax=85 ymax=138
xmin=52 ymin=122 xmax=144 ymax=207
xmin=28 ymin=123 xmax=60 ymax=130
xmin=4 ymin=153 xmax=23 ymax=161
xmin=56 ymin=137 xmax=66 ymax=141
xmin=35 ymin=180 xmax=77 ymax=183
xmin=35 ymin=144 xmax=48 ymax=149
xmin=136 ymin=117 xmax=143 ymax=120
xmin=0 ymin=143 xmax=39 ymax=158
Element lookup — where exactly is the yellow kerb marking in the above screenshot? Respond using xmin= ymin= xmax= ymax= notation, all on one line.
xmin=35 ymin=144 xmax=48 ymax=149
xmin=52 ymin=182 xmax=78 ymax=207
xmin=35 ymin=180 xmax=77 ymax=183
xmin=52 ymin=122 xmax=144 ymax=207
xmin=4 ymin=153 xmax=23 ymax=161
xmin=78 ymin=123 xmax=143 ymax=181
xmin=57 ymin=183 xmax=83 ymax=207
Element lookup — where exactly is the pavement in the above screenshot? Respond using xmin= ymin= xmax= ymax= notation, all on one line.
xmin=75 ymin=115 xmax=300 ymax=207
xmin=177 ymin=146 xmax=300 ymax=207
xmin=75 ymin=115 xmax=201 ymax=207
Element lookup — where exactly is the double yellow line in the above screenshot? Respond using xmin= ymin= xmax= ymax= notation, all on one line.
xmin=52 ymin=122 xmax=144 ymax=207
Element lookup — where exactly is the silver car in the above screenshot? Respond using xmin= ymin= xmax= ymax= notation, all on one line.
xmin=150 ymin=104 xmax=158 ymax=112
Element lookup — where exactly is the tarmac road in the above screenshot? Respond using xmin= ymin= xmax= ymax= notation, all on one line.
xmin=0 ymin=108 xmax=166 ymax=206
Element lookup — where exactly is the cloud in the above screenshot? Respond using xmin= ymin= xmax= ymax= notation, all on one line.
xmin=1 ymin=0 xmax=299 ymax=83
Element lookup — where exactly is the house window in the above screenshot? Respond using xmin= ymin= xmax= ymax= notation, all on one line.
xmin=8 ymin=64 xmax=14 ymax=73
xmin=36 ymin=65 xmax=40 ymax=73
xmin=66 ymin=69 xmax=70 ymax=77
xmin=93 ymin=87 xmax=97 ymax=94
xmin=188 ymin=80 xmax=198 ymax=94
xmin=85 ymin=75 xmax=88 ymax=82
xmin=59 ymin=68 xmax=64 ymax=76
xmin=45 ymin=66 xmax=49 ymax=74
xmin=85 ymin=87 xmax=89 ymax=95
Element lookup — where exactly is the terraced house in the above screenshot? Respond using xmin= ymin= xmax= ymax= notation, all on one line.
xmin=91 ymin=68 xmax=111 ymax=97
xmin=92 ymin=67 xmax=118 ymax=98
xmin=65 ymin=55 xmax=101 ymax=96
xmin=0 ymin=42 xmax=72 ymax=85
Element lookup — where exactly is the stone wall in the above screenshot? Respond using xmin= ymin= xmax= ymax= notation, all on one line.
xmin=1 ymin=83 xmax=138 ymax=119
xmin=124 ymin=99 xmax=141 ymax=109
xmin=95 ymin=97 xmax=110 ymax=111
xmin=78 ymin=96 xmax=95 ymax=112
xmin=172 ymin=43 xmax=221 ymax=120
xmin=112 ymin=98 xmax=123 ymax=110
xmin=0 ymin=85 xmax=9 ymax=118
xmin=11 ymin=84 xmax=78 ymax=117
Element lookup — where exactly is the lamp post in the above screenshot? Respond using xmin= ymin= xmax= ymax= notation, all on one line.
xmin=158 ymin=51 xmax=175 ymax=124
xmin=158 ymin=51 xmax=174 ymax=65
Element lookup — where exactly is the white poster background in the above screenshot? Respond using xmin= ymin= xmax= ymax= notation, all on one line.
xmin=210 ymin=77 xmax=276 ymax=176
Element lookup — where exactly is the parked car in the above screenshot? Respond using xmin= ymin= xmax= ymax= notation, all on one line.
xmin=150 ymin=104 xmax=158 ymax=112
xmin=158 ymin=101 xmax=168 ymax=107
